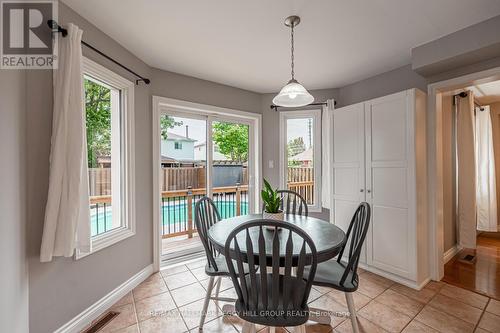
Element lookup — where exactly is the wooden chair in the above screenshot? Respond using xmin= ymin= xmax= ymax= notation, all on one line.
xmin=224 ymin=219 xmax=318 ymax=333
xmin=194 ymin=196 xmax=238 ymax=331
xmin=303 ymin=202 xmax=371 ymax=333
xmin=262 ymin=190 xmax=308 ymax=216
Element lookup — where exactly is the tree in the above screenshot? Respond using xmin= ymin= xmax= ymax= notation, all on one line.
xmin=287 ymin=137 xmax=306 ymax=157
xmin=212 ymin=122 xmax=249 ymax=163
xmin=85 ymin=79 xmax=111 ymax=168
xmin=160 ymin=116 xmax=183 ymax=140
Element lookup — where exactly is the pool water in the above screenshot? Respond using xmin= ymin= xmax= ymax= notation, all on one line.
xmin=91 ymin=201 xmax=249 ymax=236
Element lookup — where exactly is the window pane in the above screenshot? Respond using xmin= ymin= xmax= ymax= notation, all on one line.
xmin=211 ymin=121 xmax=250 ymax=218
xmin=286 ymin=117 xmax=314 ymax=205
xmin=85 ymin=76 xmax=121 ymax=236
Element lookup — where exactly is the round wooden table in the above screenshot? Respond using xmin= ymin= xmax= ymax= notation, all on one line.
xmin=208 ymin=213 xmax=346 ymax=265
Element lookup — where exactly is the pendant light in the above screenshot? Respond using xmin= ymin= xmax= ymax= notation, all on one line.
xmin=273 ymin=15 xmax=314 ymax=108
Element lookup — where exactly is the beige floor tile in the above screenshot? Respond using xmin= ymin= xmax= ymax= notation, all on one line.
xmin=161 ymin=264 xmax=189 ymax=277
xmin=164 ymin=270 xmax=198 ymax=290
xmin=423 ymin=281 xmax=444 ymax=292
xmin=313 ymin=285 xmax=334 ymax=296
xmin=358 ymin=300 xmax=412 ymax=333
xmin=474 ymin=328 xmax=490 ymax=333
xmin=190 ymin=266 xmax=210 ymax=281
xmin=439 ymin=284 xmax=489 ymax=310
xmin=356 ymin=277 xmax=387 ymax=299
xmin=486 ymin=299 xmax=500 ymax=316
xmin=170 ymin=282 xmax=207 ymax=307
xmin=374 ymin=289 xmax=424 ymax=317
xmin=143 ymin=272 xmax=163 ymax=283
xmin=390 ymin=283 xmax=436 ymax=304
xmin=100 ymin=304 xmax=137 ymax=333
xmin=135 ymin=291 xmax=177 ymax=322
xmin=428 ymin=293 xmax=482 ymax=324
xmin=113 ymin=292 xmax=134 ymax=307
xmin=308 ymin=287 xmax=324 ymax=304
xmin=414 ymin=306 xmax=474 ymax=333
xmin=327 ymin=290 xmax=371 ymax=311
xmin=194 ymin=316 xmax=238 ymax=332
xmin=361 ymin=272 xmax=394 ymax=289
xmin=334 ymin=316 xmax=388 ymax=333
xmin=139 ymin=309 xmax=189 ymax=333
xmin=402 ymin=320 xmax=439 ymax=333
xmin=199 ymin=276 xmax=234 ymax=293
xmin=110 ymin=323 xmax=140 ymax=333
xmin=179 ymin=298 xmax=221 ymax=330
xmin=478 ymin=312 xmax=500 ymax=333
xmin=186 ymin=258 xmax=207 ymax=270
xmin=308 ymin=293 xmax=349 ymax=328
xmin=132 ymin=278 xmax=169 ymax=302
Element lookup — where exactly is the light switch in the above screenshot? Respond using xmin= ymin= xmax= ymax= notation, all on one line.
xmin=268 ymin=160 xmax=274 ymax=169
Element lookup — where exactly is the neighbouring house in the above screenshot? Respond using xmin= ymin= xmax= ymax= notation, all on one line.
xmin=161 ymin=132 xmax=197 ymax=161
xmin=194 ymin=142 xmax=229 ymax=161
xmin=289 ymin=147 xmax=313 ymax=167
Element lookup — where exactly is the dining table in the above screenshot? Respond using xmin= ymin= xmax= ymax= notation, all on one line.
xmin=207 ymin=213 xmax=347 ymax=325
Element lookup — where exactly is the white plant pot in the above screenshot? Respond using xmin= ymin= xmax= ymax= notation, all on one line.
xmin=263 ymin=210 xmax=284 ymax=221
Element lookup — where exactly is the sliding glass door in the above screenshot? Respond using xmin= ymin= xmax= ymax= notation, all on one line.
xmin=159 ymin=112 xmax=255 ymax=262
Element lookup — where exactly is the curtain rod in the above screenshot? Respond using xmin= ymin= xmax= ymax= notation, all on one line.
xmin=48 ymin=20 xmax=150 ymax=85
xmin=270 ymin=101 xmax=336 ymax=112
xmin=453 ymin=91 xmax=484 ymax=111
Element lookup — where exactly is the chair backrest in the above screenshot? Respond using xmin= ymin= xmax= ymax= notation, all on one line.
xmin=224 ymin=219 xmax=317 ymax=314
xmin=337 ymin=202 xmax=371 ymax=287
xmin=194 ymin=196 xmax=222 ymax=270
xmin=261 ymin=190 xmax=308 ymax=216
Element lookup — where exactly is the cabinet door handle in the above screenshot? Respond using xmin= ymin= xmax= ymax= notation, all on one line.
xmin=360 ymin=189 xmax=364 ymax=193
xmin=367 ymin=189 xmax=371 ymax=193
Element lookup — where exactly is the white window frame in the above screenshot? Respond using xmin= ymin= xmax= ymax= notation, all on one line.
xmin=279 ymin=109 xmax=322 ymax=212
xmin=76 ymin=57 xmax=136 ymax=259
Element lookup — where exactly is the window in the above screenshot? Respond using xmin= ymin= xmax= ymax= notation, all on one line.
xmin=174 ymin=142 xmax=182 ymax=150
xmin=279 ymin=110 xmax=321 ymax=211
xmin=78 ymin=57 xmax=135 ymax=258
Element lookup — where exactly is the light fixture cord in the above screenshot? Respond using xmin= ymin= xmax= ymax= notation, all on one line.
xmin=290 ymin=22 xmax=295 ymax=80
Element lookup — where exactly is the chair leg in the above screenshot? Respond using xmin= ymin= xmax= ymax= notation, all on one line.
xmin=214 ymin=277 xmax=222 ymax=299
xmin=199 ymin=276 xmax=215 ymax=331
xmin=269 ymin=327 xmax=276 ymax=333
xmin=345 ymin=292 xmax=359 ymax=333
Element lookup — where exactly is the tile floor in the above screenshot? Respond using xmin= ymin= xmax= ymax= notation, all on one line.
xmin=88 ymin=258 xmax=500 ymax=333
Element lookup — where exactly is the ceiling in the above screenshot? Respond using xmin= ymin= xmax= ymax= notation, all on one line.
xmin=63 ymin=0 xmax=500 ymax=93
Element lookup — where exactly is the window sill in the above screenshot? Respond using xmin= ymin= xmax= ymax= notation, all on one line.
xmin=74 ymin=227 xmax=135 ymax=260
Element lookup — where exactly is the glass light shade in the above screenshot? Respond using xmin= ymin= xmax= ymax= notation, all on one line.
xmin=272 ymin=79 xmax=314 ymax=107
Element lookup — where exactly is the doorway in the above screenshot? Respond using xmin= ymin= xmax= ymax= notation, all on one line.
xmin=152 ymin=97 xmax=262 ymax=268
xmin=429 ymin=69 xmax=500 ymax=298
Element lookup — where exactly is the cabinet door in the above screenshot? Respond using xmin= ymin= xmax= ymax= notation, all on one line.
xmin=365 ymin=90 xmax=414 ymax=279
xmin=332 ymin=103 xmax=366 ymax=263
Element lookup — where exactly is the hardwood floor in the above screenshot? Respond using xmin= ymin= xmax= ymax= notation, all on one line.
xmin=443 ymin=233 xmax=500 ymax=300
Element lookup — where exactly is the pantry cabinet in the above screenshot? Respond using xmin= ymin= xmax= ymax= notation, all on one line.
xmin=331 ymin=89 xmax=428 ymax=289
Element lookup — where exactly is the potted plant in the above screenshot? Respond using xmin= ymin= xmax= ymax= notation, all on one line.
xmin=261 ymin=179 xmax=284 ymax=221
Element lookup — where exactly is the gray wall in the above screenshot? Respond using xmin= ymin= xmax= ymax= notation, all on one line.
xmin=0 ymin=71 xmax=29 ymax=332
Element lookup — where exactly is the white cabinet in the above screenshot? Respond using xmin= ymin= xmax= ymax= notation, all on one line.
xmin=331 ymin=89 xmax=428 ymax=289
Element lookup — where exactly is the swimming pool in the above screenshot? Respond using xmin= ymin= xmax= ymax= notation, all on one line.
xmin=91 ymin=200 xmax=249 ymax=236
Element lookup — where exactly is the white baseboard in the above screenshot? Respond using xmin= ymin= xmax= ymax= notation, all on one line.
xmin=358 ymin=262 xmax=430 ymax=290
xmin=54 ymin=264 xmax=153 ymax=333
xmin=443 ymin=245 xmax=461 ymax=264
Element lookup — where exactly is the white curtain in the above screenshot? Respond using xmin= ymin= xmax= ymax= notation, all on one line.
xmin=456 ymin=91 xmax=477 ymax=249
xmin=475 ymin=106 xmax=498 ymax=232
xmin=40 ymin=24 xmax=91 ymax=262
xmin=321 ymin=99 xmax=335 ymax=209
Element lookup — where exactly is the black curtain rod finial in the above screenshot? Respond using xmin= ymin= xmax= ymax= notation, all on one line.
xmin=47 ymin=20 xmax=150 ymax=85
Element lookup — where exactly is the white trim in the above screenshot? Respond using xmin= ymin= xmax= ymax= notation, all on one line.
xmin=279 ymin=109 xmax=322 ymax=212
xmin=443 ymin=245 xmax=461 ymax=264
xmin=358 ymin=262 xmax=430 ymax=291
xmin=152 ymin=96 xmax=262 ymax=271
xmin=76 ymin=57 xmax=136 ymax=259
xmin=427 ymin=65 xmax=500 ymax=281
xmin=54 ymin=264 xmax=153 ymax=333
